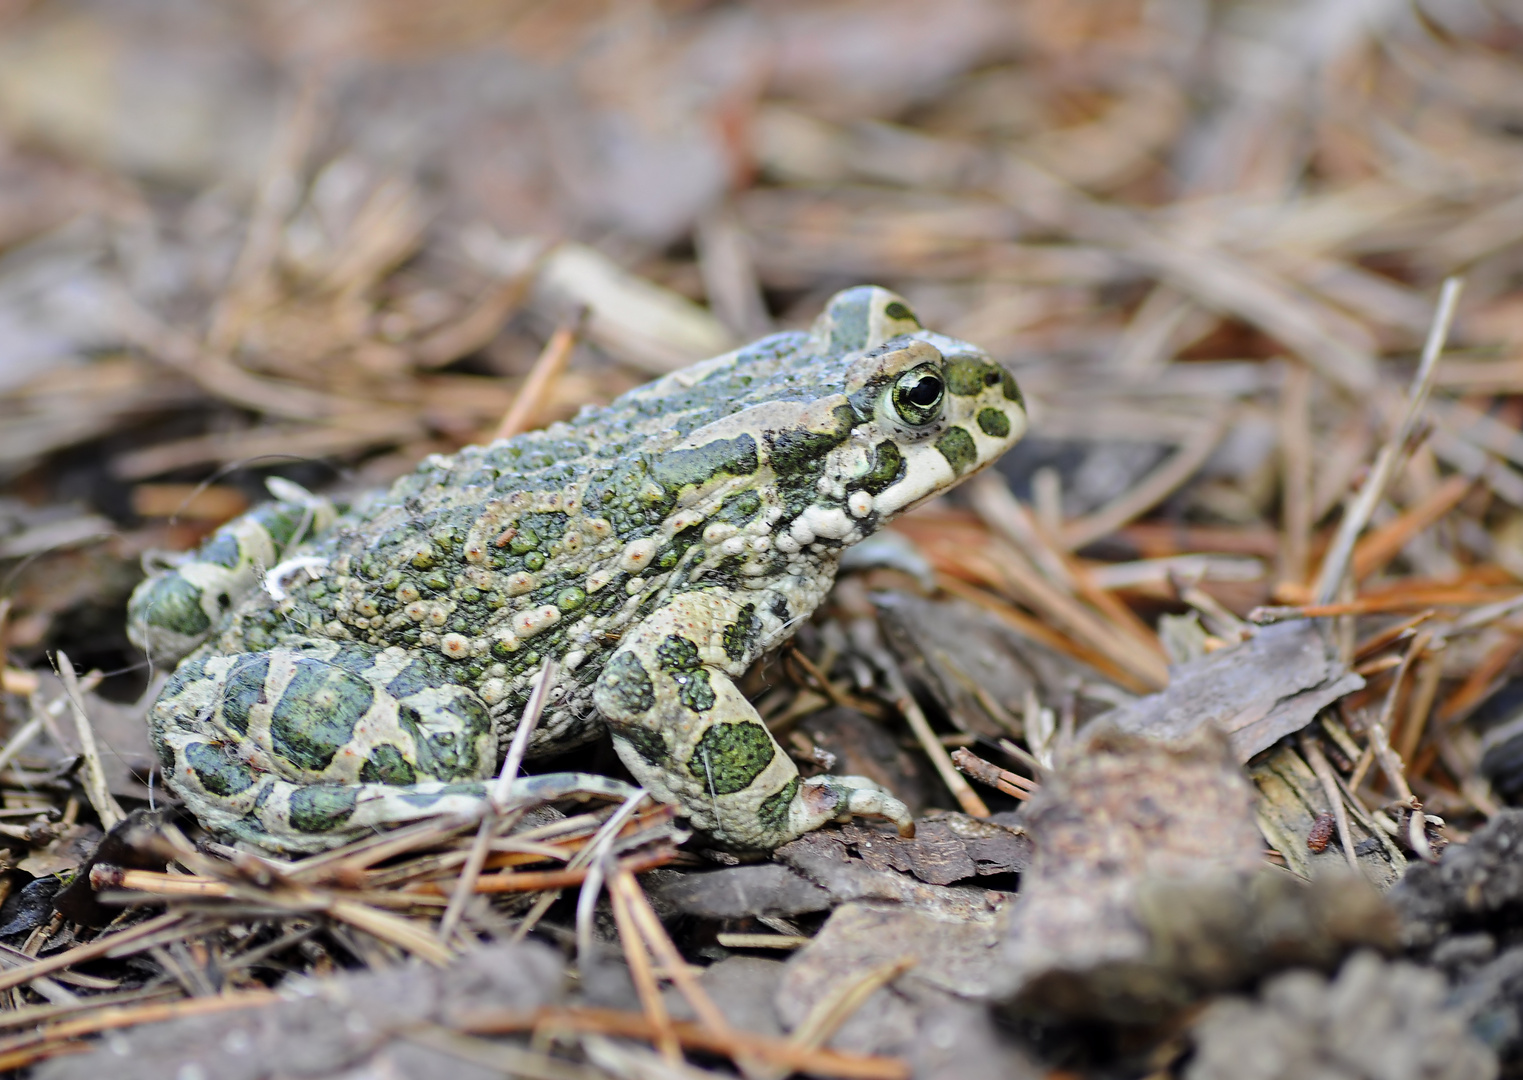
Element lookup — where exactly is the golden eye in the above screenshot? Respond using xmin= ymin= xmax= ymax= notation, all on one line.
xmin=891 ymin=365 xmax=944 ymax=426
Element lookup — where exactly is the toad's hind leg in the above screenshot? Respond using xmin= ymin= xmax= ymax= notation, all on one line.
xmin=128 ymin=480 xmax=338 ymax=665
xmin=593 ymin=591 xmax=913 ymax=851
xmin=152 ymin=637 xmax=630 ymax=855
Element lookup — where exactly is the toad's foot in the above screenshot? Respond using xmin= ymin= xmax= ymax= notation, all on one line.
xmin=797 ymin=775 xmax=915 ymax=838
xmin=593 ymin=590 xmax=912 ymax=850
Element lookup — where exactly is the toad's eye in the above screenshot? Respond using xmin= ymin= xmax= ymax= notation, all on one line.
xmin=891 ymin=366 xmax=945 ymax=426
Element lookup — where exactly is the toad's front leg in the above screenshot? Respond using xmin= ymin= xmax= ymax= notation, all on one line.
xmin=592 ymin=590 xmax=913 ymax=850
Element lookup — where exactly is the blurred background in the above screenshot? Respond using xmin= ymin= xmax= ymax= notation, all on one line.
xmin=1 ymin=0 xmax=1522 ymax=783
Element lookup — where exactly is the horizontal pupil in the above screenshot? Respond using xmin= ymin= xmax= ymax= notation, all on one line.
xmin=908 ymin=377 xmax=942 ymax=407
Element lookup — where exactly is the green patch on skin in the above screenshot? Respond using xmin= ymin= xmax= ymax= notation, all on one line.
xmin=654 ymin=524 xmax=703 ymax=571
xmin=269 ymin=658 xmax=375 ymax=772
xmin=765 ymin=404 xmax=856 ymax=478
xmin=139 ymin=575 xmax=212 ymax=636
xmin=556 ymin=586 xmax=586 ymax=612
xmin=883 ymin=301 xmax=919 ymax=325
xmin=722 ymin=604 xmax=759 ymax=662
xmin=650 ymin=434 xmax=759 ymax=494
xmin=252 ymin=503 xmax=313 ymax=550
xmin=328 ymin=647 xmax=380 ymax=675
xmin=220 ymin=654 xmax=271 ymax=735
xmin=399 ymin=692 xmax=491 ymax=778
xmin=199 ymin=531 xmax=243 ymax=569
xmin=656 ymin=634 xmax=716 ymax=712
xmin=428 ymin=728 xmax=476 ymax=776
xmin=757 ymin=776 xmax=800 ymax=836
xmin=1001 ymin=368 xmax=1024 ymax=406
xmin=935 ymin=427 xmax=978 ymax=474
xmin=656 ymin=634 xmax=701 ymax=673
xmin=359 ymin=745 xmax=416 ymax=785
xmin=601 ymin=652 xmax=656 ymax=715
xmin=824 ymin=291 xmax=871 ymax=355
xmin=944 ymin=357 xmax=1004 ymax=397
xmin=618 ymin=725 xmax=667 ymax=766
xmin=715 ymin=490 xmax=762 ymax=528
xmin=977 ymin=408 xmax=1011 ymax=438
xmin=687 ymin=721 xmax=775 ymax=795
xmin=184 ymin=741 xmax=255 ymax=797
xmin=677 ymin=668 xmax=716 ymax=713
xmin=387 ymin=660 xmax=440 ymax=699
xmin=162 ymin=654 xmax=208 ymax=700
xmin=859 ymin=441 xmax=905 ymax=494
xmin=288 ymin=785 xmax=358 ymax=833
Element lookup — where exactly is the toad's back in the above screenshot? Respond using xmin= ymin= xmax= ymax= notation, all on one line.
xmin=129 ymin=286 xmax=1026 ymax=853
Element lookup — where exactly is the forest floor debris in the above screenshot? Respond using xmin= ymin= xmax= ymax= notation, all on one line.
xmin=1 ymin=0 xmax=1523 ymax=1076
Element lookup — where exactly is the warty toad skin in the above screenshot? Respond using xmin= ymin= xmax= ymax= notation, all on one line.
xmin=127 ymin=286 xmax=1027 ymax=854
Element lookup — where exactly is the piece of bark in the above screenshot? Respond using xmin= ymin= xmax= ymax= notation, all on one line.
xmin=774 ymin=829 xmax=1013 ymax=921
xmin=993 ymin=727 xmax=1397 ymax=1022
xmin=776 ymin=901 xmax=1021 ymax=1060
xmin=838 ymin=815 xmax=1032 ymax=885
xmin=646 ymin=863 xmax=833 ymax=919
xmin=1088 ymin=620 xmax=1362 ymax=761
xmin=35 ymin=941 xmax=565 ymax=1080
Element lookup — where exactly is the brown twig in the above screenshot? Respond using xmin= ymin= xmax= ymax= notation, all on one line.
xmin=854 ymin=619 xmax=988 ymax=818
xmin=932 ymin=572 xmax=1149 ymax=692
xmin=609 ymin=866 xmax=771 ymax=1076
xmin=1437 ymin=631 xmax=1523 ymax=723
xmin=607 ymin=863 xmax=681 ymax=1063
xmin=1060 ymin=413 xmax=1228 ymax=552
xmin=1364 ymin=634 xmax=1426 ymax=808
xmin=1353 ymin=611 xmax=1435 ymax=660
xmin=1251 ymin=588 xmax=1522 ymax=621
xmin=459 ymin=1006 xmax=911 ymax=1080
xmin=53 ymin=652 xmax=124 ymax=830
xmin=413 ymin=275 xmax=537 ymax=369
xmin=1397 ymin=643 xmax=1444 ymax=764
xmin=785 ymin=644 xmax=856 ymax=711
xmin=1279 ymin=359 xmax=1314 ymax=588
xmin=1313 ymin=278 xmax=1463 ymax=603
xmin=493 ymin=316 xmax=585 ymax=441
xmin=1350 ymin=473 xmax=1474 ymax=582
xmin=972 ymin=538 xmax=1170 ymax=689
xmin=0 ymin=912 xmax=187 ymax=995
xmin=777 ymin=957 xmax=917 ymax=1080
xmin=408 ymin=849 xmax=675 ymax=896
xmin=950 ymin=747 xmax=1039 ymax=801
